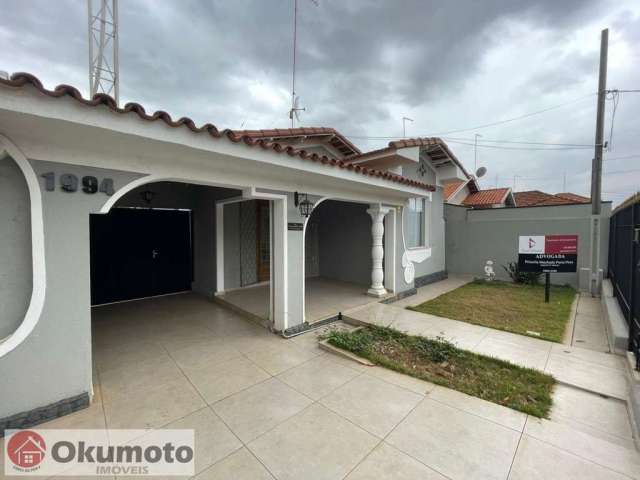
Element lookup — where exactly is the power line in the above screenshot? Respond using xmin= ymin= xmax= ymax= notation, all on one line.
xmin=604 ymin=154 xmax=640 ymax=161
xmin=344 ymin=92 xmax=596 ymax=140
xmin=443 ymin=135 xmax=595 ymax=147
xmin=443 ymin=139 xmax=592 ymax=151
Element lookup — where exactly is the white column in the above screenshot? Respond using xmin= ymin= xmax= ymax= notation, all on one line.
xmin=367 ymin=205 xmax=392 ymax=297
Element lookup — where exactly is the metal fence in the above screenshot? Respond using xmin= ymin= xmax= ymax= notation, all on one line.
xmin=608 ymin=195 xmax=640 ymax=368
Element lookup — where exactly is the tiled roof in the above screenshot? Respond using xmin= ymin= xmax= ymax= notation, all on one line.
xmin=231 ymin=127 xmax=361 ymax=157
xmin=462 ymin=188 xmax=511 ymax=207
xmin=555 ymin=192 xmax=590 ymax=204
xmin=513 ymin=190 xmax=555 ymax=207
xmin=0 ymin=72 xmax=435 ymax=192
xmin=514 ymin=190 xmax=590 ymax=207
xmin=443 ymin=180 xmax=466 ymax=200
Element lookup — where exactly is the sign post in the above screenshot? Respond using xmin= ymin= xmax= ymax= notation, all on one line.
xmin=518 ymin=235 xmax=578 ymax=302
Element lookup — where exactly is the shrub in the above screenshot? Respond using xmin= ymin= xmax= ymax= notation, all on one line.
xmin=503 ymin=261 xmax=542 ymax=285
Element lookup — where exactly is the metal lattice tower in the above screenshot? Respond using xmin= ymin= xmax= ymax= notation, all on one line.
xmin=88 ymin=0 xmax=119 ymax=104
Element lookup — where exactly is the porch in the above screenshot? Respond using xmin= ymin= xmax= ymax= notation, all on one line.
xmin=216 ymin=277 xmax=388 ymax=325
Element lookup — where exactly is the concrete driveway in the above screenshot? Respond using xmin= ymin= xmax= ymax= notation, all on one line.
xmin=27 ymin=294 xmax=640 ymax=479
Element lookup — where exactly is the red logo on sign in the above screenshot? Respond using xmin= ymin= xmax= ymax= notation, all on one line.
xmin=7 ymin=430 xmax=46 ymax=469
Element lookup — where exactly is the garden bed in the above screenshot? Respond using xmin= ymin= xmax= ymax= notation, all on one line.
xmin=408 ymin=280 xmax=576 ymax=342
xmin=326 ymin=325 xmax=555 ymax=417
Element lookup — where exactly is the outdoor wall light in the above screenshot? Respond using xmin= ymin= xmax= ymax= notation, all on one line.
xmin=140 ymin=190 xmax=156 ymax=204
xmin=294 ymin=191 xmax=314 ymax=217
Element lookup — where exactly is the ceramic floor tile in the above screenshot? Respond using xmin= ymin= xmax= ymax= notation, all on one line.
xmin=551 ymin=384 xmax=633 ymax=442
xmin=103 ymin=376 xmax=205 ymax=430
xmin=211 ymin=377 xmax=312 ymax=443
xmin=184 ymin=356 xmax=271 ymax=404
xmin=365 ymin=366 xmax=435 ymax=396
xmin=387 ymin=398 xmax=521 ymax=480
xmin=429 ymin=386 xmax=527 ymax=432
xmin=509 ymin=435 xmax=630 ymax=480
xmin=346 ymin=442 xmax=448 ymax=480
xmin=320 ymin=374 xmax=423 ymax=438
xmin=195 ymin=447 xmax=275 ymax=480
xmin=277 ymin=355 xmax=361 ymax=400
xmin=244 ymin=342 xmax=319 ymax=375
xmin=248 ymin=404 xmax=378 ymax=480
xmin=524 ymin=417 xmax=640 ymax=479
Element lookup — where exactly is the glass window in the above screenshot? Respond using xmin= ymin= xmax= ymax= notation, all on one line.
xmin=406 ymin=197 xmax=425 ymax=248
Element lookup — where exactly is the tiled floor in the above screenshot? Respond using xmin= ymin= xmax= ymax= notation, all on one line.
xmin=218 ymin=277 xmax=379 ymax=323
xmin=31 ymin=292 xmax=639 ymax=480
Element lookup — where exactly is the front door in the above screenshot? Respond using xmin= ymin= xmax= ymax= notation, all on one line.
xmin=90 ymin=208 xmax=193 ymax=305
xmin=256 ymin=200 xmax=271 ymax=282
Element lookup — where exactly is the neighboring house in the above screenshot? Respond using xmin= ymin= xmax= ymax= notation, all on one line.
xmin=514 ymin=190 xmax=590 ymax=207
xmin=0 ymin=72 xmax=470 ymax=428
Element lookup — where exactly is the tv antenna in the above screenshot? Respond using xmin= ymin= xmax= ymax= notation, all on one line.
xmin=289 ymin=0 xmax=318 ymax=127
xmin=88 ymin=0 xmax=119 ymax=105
xmin=402 ymin=117 xmax=414 ymax=137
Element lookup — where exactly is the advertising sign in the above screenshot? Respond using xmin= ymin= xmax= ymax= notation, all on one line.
xmin=518 ymin=235 xmax=578 ymax=273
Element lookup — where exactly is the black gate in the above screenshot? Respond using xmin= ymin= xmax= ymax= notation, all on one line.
xmin=608 ymin=195 xmax=640 ymax=368
xmin=90 ymin=208 xmax=193 ymax=305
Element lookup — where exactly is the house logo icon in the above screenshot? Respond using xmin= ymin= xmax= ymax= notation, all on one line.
xmin=528 ymin=237 xmax=536 ymax=249
xmin=7 ymin=430 xmax=46 ymax=470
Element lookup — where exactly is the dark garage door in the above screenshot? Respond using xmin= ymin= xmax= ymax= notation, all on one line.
xmin=90 ymin=208 xmax=193 ymax=305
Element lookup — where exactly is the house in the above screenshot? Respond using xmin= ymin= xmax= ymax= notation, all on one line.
xmin=0 ymin=72 xmax=469 ymax=428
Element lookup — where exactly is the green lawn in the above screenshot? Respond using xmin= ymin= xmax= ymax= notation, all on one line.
xmin=326 ymin=325 xmax=555 ymax=417
xmin=408 ymin=280 xmax=576 ymax=343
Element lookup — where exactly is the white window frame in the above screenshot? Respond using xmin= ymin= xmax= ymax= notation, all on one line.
xmin=405 ymin=196 xmax=428 ymax=250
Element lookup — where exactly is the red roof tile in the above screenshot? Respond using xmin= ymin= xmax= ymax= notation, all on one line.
xmin=554 ymin=192 xmax=590 ymax=204
xmin=462 ymin=188 xmax=511 ymax=207
xmin=231 ymin=127 xmax=361 ymax=157
xmin=514 ymin=190 xmax=590 ymax=207
xmin=0 ymin=73 xmax=435 ymax=192
xmin=443 ymin=180 xmax=466 ymax=200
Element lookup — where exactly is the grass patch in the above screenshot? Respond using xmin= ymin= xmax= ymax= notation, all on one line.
xmin=408 ymin=280 xmax=576 ymax=342
xmin=326 ymin=325 xmax=555 ymax=417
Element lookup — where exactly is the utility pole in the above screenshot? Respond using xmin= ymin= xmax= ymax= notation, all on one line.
xmin=474 ymin=133 xmax=482 ymax=171
xmin=563 ymin=171 xmax=567 ymax=191
xmin=589 ymin=28 xmax=608 ymax=296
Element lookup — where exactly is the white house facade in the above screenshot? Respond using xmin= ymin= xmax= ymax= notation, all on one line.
xmin=0 ymin=73 xmax=469 ymax=428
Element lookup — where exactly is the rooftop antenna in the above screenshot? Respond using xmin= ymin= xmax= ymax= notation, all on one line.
xmin=289 ymin=0 xmax=318 ymax=127
xmin=88 ymin=0 xmax=119 ymax=105
xmin=474 ymin=133 xmax=482 ymax=171
xmin=402 ymin=117 xmax=413 ymax=137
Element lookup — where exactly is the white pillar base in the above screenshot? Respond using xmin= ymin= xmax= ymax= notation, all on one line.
xmin=367 ymin=286 xmax=388 ymax=298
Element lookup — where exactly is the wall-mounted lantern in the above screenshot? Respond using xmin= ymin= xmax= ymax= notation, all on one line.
xmin=294 ymin=192 xmax=314 ymax=218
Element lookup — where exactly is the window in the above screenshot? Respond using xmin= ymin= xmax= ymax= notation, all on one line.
xmin=406 ymin=197 xmax=426 ymax=248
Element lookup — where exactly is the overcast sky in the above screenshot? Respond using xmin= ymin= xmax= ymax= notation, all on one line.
xmin=2 ymin=0 xmax=639 ymax=203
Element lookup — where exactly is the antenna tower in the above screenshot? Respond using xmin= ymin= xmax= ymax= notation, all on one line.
xmin=88 ymin=0 xmax=119 ymax=104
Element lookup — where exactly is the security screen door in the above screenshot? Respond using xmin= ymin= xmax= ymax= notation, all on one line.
xmin=90 ymin=208 xmax=193 ymax=305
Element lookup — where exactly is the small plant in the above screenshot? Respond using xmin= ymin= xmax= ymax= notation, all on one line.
xmin=413 ymin=335 xmax=456 ymax=363
xmin=503 ymin=261 xmax=542 ymax=285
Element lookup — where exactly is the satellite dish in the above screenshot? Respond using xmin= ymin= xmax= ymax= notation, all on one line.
xmin=475 ymin=166 xmax=487 ymax=178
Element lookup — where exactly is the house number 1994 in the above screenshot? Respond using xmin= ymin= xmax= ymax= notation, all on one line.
xmin=41 ymin=172 xmax=115 ymax=196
